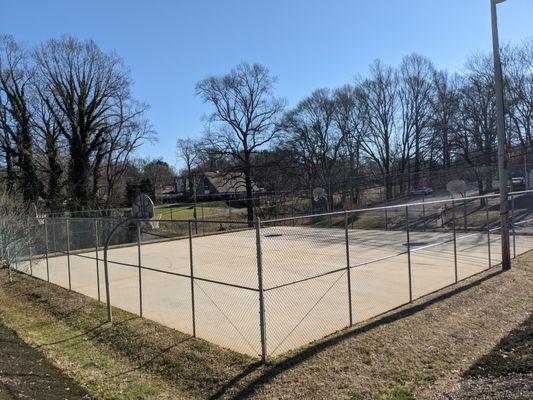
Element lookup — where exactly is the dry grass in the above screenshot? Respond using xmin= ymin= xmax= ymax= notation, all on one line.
xmin=0 ymin=322 xmax=92 ymax=399
xmin=0 ymin=252 xmax=532 ymax=399
xmin=0 ymin=273 xmax=253 ymax=399
xmin=440 ymin=309 xmax=533 ymax=399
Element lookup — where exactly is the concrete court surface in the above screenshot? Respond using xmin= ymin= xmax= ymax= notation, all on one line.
xmin=16 ymin=226 xmax=533 ymax=357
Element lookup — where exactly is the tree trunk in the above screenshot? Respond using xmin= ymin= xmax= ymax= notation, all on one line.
xmin=17 ymin=125 xmax=41 ymax=203
xmin=443 ymin=127 xmax=450 ymax=169
xmin=327 ymin=178 xmax=333 ymax=212
xmin=243 ymin=161 xmax=254 ymax=227
xmin=385 ymin=172 xmax=393 ymax=201
xmin=4 ymin=146 xmax=15 ymax=193
xmin=476 ymin=174 xmax=486 ymax=207
xmin=69 ymin=136 xmax=90 ymax=211
xmin=92 ymin=146 xmax=105 ymax=210
xmin=46 ymin=138 xmax=63 ymax=212
xmin=187 ymin=168 xmax=194 ymax=201
xmin=414 ymin=128 xmax=420 ymax=188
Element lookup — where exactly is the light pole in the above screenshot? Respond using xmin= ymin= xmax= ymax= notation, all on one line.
xmin=491 ymin=0 xmax=511 ymax=270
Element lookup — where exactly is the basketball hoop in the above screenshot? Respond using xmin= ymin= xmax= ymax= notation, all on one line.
xmin=447 ymin=179 xmax=466 ymax=198
xmin=32 ymin=203 xmax=46 ymax=224
xmin=312 ymin=187 xmax=327 ymax=202
xmin=132 ymin=194 xmax=155 ymax=219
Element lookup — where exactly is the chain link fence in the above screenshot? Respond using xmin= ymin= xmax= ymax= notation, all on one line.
xmin=7 ymin=190 xmax=533 ymax=361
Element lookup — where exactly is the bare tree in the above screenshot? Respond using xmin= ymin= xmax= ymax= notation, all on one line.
xmin=398 ymin=54 xmax=435 ymax=189
xmin=176 ymin=137 xmax=201 ymax=200
xmin=333 ymin=84 xmax=366 ymax=203
xmin=0 ymin=99 xmax=16 ymax=192
xmin=196 ymin=63 xmax=285 ymax=225
xmin=0 ymin=192 xmax=35 ymax=281
xmin=32 ymin=92 xmax=65 ymax=211
xmin=357 ymin=60 xmax=399 ymax=200
xmin=284 ymin=88 xmax=345 ymax=209
xmin=430 ymin=70 xmax=460 ymax=170
xmin=0 ymin=35 xmax=42 ymax=202
xmin=33 ymin=36 xmax=138 ymax=210
xmin=100 ymin=99 xmax=154 ymax=209
xmin=455 ymin=54 xmax=498 ymax=198
xmin=504 ymin=40 xmax=532 ymax=150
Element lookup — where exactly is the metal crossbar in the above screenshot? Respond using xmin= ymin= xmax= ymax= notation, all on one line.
xmin=262 ymin=190 xmax=531 ymax=224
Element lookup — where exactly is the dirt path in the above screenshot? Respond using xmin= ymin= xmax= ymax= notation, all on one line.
xmin=0 ymin=322 xmax=90 ymax=400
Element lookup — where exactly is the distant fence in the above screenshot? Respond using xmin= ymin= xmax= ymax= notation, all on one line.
xmin=8 ymin=190 xmax=533 ymax=361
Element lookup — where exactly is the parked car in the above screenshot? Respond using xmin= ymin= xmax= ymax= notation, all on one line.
xmin=410 ymin=187 xmax=433 ymax=196
xmin=493 ymin=181 xmax=514 ymax=194
xmin=511 ymin=176 xmax=525 ymax=191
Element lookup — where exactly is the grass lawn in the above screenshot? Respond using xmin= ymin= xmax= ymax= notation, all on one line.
xmin=0 ymin=252 xmax=532 ymax=399
xmin=154 ymin=206 xmax=244 ymax=221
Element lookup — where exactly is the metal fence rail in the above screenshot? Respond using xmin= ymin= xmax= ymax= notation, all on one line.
xmin=8 ymin=190 xmax=533 ymax=361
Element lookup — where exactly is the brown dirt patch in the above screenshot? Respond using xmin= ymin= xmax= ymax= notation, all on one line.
xmin=0 ymin=321 xmax=91 ymax=399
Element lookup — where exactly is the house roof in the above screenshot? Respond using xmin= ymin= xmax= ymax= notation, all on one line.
xmin=161 ymin=185 xmax=176 ymax=194
xmin=204 ymin=171 xmax=260 ymax=194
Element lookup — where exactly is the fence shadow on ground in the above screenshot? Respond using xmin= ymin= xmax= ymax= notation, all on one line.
xmin=35 ymin=322 xmax=108 ymax=348
xmin=209 ymin=268 xmax=504 ymax=400
xmin=463 ymin=313 xmax=533 ymax=378
xmin=0 ymin=321 xmax=91 ymax=400
xmin=107 ymin=338 xmax=193 ymax=380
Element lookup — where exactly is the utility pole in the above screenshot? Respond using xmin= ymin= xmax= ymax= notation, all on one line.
xmin=491 ymin=0 xmax=511 ymax=270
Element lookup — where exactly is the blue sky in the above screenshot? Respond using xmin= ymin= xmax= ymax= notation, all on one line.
xmin=1 ymin=0 xmax=532 ymax=169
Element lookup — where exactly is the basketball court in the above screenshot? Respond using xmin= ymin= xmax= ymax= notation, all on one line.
xmin=18 ymin=225 xmax=533 ymax=357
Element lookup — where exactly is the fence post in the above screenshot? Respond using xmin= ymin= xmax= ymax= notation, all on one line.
xmin=66 ymin=218 xmax=72 ymax=290
xmin=44 ymin=219 xmax=50 ymax=282
xmin=463 ymin=198 xmax=467 ymax=232
xmin=52 ymin=221 xmax=57 ymax=255
xmin=137 ymin=221 xmax=143 ymax=317
xmin=511 ymin=196 xmax=516 ymax=259
xmin=422 ymin=195 xmax=426 ymax=232
xmin=188 ymin=221 xmax=196 ymax=337
xmin=29 ymin=244 xmax=33 ymax=276
xmin=405 ymin=206 xmax=413 ymax=302
xmin=194 ymin=205 xmax=198 ymax=235
xmin=94 ymin=219 xmax=101 ymax=302
xmin=384 ymin=201 xmax=389 ymax=231
xmin=452 ymin=201 xmax=458 ymax=283
xmin=7 ymin=245 xmax=12 ymax=282
xmin=201 ymin=207 xmax=205 ymax=236
xmin=28 ymin=221 xmax=33 ymax=276
xmin=486 ymin=203 xmax=492 ymax=269
xmin=102 ymin=218 xmax=127 ymax=323
xmin=344 ymin=212 xmax=353 ymax=327
xmin=255 ymin=217 xmax=267 ymax=363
